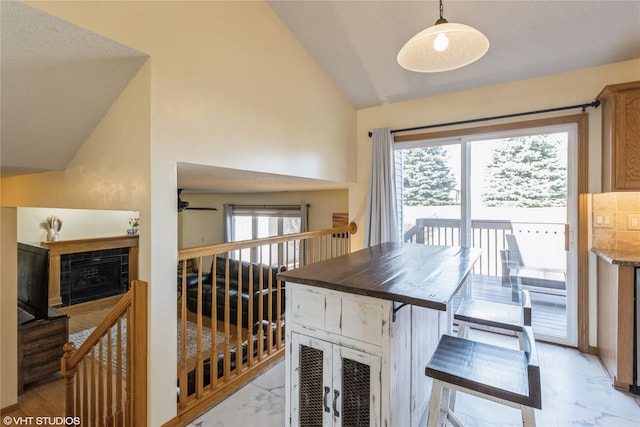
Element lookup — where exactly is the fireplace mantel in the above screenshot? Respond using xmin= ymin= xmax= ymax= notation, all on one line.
xmin=42 ymin=235 xmax=139 ymax=306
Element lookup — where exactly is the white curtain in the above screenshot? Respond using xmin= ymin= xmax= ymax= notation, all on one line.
xmin=222 ymin=203 xmax=233 ymax=243
xmin=364 ymin=127 xmax=399 ymax=246
xmin=300 ymin=202 xmax=308 ymax=233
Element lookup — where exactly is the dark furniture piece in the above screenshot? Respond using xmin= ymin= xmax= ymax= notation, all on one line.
xmin=181 ymin=323 xmax=282 ymax=398
xmin=18 ymin=306 xmax=69 ymax=394
xmin=186 ymin=257 xmax=285 ymax=328
xmin=425 ymin=326 xmax=541 ymax=426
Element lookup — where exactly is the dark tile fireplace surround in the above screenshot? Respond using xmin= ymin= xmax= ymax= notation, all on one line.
xmin=43 ymin=235 xmax=139 ymax=307
xmin=60 ymin=248 xmax=129 ymax=306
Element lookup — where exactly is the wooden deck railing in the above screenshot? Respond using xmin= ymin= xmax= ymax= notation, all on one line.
xmin=175 ymin=222 xmax=357 ymax=420
xmin=61 ymin=280 xmax=148 ymax=427
xmin=404 ymin=219 xmax=565 ymax=277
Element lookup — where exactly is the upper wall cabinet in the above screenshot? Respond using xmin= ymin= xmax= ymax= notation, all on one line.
xmin=599 ymin=81 xmax=640 ymax=192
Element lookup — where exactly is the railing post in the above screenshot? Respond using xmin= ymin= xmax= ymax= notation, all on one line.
xmin=130 ymin=280 xmax=148 ymax=427
xmin=61 ymin=342 xmax=77 ymax=417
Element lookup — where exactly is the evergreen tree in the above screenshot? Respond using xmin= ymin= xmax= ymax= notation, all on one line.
xmin=403 ymin=146 xmax=457 ymax=206
xmin=482 ymin=136 xmax=566 ymax=208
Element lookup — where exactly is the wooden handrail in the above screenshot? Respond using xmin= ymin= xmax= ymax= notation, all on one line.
xmin=178 ymin=222 xmax=357 ymax=260
xmin=61 ymin=280 xmax=148 ymax=426
xmin=66 ymin=292 xmax=132 ymax=367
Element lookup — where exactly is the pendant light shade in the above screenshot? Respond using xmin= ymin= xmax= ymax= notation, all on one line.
xmin=397 ymin=1 xmax=489 ymax=73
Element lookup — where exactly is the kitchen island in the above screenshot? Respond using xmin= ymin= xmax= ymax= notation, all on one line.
xmin=279 ymin=242 xmax=481 ymax=427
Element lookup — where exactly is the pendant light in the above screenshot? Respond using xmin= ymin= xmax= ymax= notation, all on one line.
xmin=397 ymin=0 xmax=489 ymax=73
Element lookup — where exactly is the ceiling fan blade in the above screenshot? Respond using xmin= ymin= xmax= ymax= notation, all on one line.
xmin=177 ymin=188 xmax=217 ymax=211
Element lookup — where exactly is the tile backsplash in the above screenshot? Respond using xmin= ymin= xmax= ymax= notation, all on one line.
xmin=592 ymin=192 xmax=640 ymax=251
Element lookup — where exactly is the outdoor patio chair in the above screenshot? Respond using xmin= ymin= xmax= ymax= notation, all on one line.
xmin=505 ymin=234 xmax=566 ymax=302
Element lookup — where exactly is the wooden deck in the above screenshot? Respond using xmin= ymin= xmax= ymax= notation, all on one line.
xmin=456 ymin=274 xmax=566 ymax=339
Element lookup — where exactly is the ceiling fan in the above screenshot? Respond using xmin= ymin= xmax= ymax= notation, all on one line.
xmin=177 ymin=189 xmax=217 ymax=212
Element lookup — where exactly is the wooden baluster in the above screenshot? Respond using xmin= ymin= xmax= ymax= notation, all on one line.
xmin=75 ymin=368 xmax=81 ymax=420
xmin=126 ymin=308 xmax=133 ymax=426
xmin=211 ymin=256 xmax=218 ymax=389
xmin=235 ymin=252 xmax=243 ymax=374
xmin=267 ymin=249 xmax=273 ymax=354
xmin=247 ymin=261 xmax=254 ymax=368
xmin=82 ymin=357 xmax=89 ymax=425
xmin=179 ymin=262 xmax=188 ymax=408
xmin=115 ymin=317 xmax=123 ymax=427
xmin=223 ymin=255 xmax=231 ymax=379
xmin=61 ymin=342 xmax=77 ymax=417
xmin=196 ymin=257 xmax=203 ymax=398
xmin=98 ymin=336 xmax=105 ymax=427
xmin=106 ymin=327 xmax=114 ymax=427
xmin=90 ymin=347 xmax=96 ymax=427
xmin=257 ymin=247 xmax=264 ymax=362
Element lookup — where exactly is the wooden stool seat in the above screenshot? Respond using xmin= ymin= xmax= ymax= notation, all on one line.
xmin=425 ymin=326 xmax=541 ymax=427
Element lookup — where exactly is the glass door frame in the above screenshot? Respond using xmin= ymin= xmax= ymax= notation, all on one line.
xmin=396 ymin=117 xmax=587 ymax=348
xmin=459 ymin=123 xmax=578 ymax=346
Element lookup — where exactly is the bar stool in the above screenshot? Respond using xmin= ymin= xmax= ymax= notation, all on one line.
xmin=425 ymin=326 xmax=541 ymax=427
xmin=455 ymin=289 xmax=531 ymax=350
xmin=448 ymin=289 xmax=532 ymax=415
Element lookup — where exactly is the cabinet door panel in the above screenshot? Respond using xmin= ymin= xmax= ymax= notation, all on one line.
xmin=616 ymin=87 xmax=640 ymax=188
xmin=333 ymin=346 xmax=381 ymax=427
xmin=291 ymin=333 xmax=333 ymax=427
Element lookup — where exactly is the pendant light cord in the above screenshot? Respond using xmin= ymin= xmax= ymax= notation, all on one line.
xmin=435 ymin=0 xmax=447 ymax=25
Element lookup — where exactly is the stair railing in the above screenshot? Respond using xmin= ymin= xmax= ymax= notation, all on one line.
xmin=61 ymin=280 xmax=148 ymax=427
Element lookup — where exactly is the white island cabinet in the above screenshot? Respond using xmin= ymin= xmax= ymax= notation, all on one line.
xmin=280 ymin=243 xmax=481 ymax=427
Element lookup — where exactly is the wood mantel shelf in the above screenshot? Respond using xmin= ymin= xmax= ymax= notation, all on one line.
xmin=42 ymin=235 xmax=139 ymax=306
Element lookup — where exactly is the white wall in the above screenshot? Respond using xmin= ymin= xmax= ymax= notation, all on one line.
xmin=17 ymin=208 xmax=139 ymax=245
xmin=179 ymin=190 xmax=348 ymax=248
xmin=0 ymin=60 xmax=152 ymax=411
xmin=4 ymin=2 xmax=356 ymax=423
xmin=352 ymin=58 xmax=640 ymax=348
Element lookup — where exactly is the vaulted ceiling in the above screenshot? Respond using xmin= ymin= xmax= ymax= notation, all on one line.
xmin=0 ymin=1 xmax=147 ymax=177
xmin=268 ymin=1 xmax=640 ymax=109
xmin=2 ymin=1 xmax=639 ymax=192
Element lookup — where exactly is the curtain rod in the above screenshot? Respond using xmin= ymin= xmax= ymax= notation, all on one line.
xmin=227 ymin=204 xmax=309 ymax=209
xmin=367 ymin=100 xmax=600 ymax=137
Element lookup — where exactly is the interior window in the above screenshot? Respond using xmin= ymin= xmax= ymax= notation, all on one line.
xmin=224 ymin=204 xmax=307 ymax=264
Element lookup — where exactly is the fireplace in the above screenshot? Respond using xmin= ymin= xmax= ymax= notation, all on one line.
xmin=43 ymin=235 xmax=139 ymax=307
xmin=60 ymin=248 xmax=129 ymax=306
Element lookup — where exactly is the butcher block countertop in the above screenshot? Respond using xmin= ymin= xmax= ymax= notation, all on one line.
xmin=278 ymin=242 xmax=481 ymax=311
xmin=591 ymin=248 xmax=640 ymax=266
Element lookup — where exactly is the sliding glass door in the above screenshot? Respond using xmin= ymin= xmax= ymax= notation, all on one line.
xmin=397 ymin=124 xmax=577 ymax=346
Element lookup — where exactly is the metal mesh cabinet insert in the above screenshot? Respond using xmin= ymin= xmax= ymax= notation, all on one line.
xmin=291 ymin=333 xmax=381 ymax=427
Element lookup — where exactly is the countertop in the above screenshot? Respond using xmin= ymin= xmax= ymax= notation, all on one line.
xmin=278 ymin=242 xmax=482 ymax=311
xmin=591 ymin=248 xmax=640 ymax=266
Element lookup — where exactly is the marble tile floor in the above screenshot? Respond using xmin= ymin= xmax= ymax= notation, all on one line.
xmin=188 ymin=330 xmax=640 ymax=427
